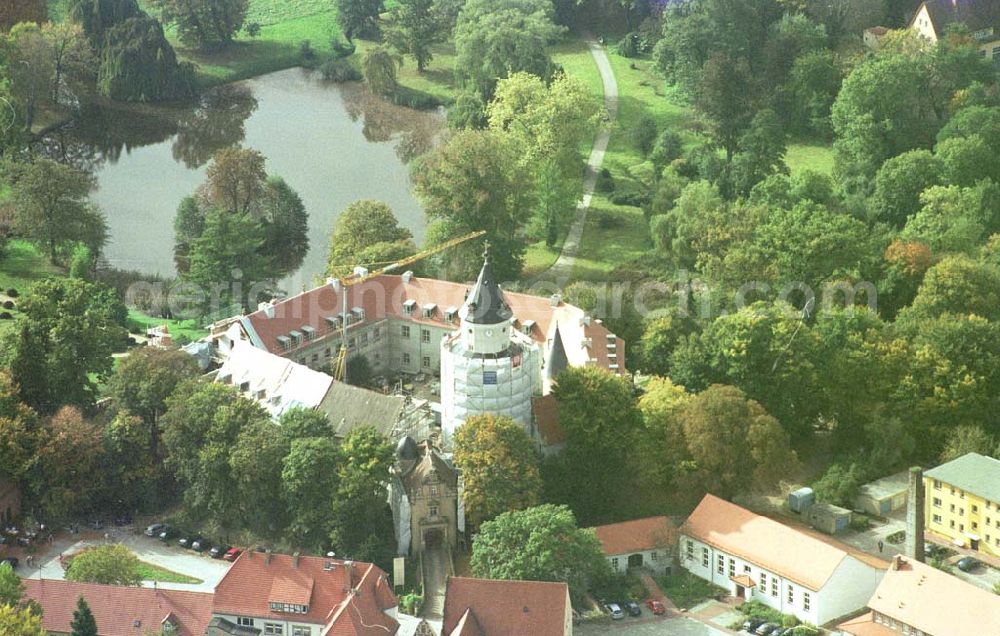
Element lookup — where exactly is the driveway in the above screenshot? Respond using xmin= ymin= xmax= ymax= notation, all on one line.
xmin=22 ymin=530 xmax=230 ymax=593
xmin=577 ymin=615 xmax=731 ymax=636
xmin=421 ymin=545 xmax=449 ymax=619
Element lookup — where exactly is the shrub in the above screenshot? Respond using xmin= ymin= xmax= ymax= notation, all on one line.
xmin=330 ymin=34 xmax=356 ymax=58
xmin=6 ymin=288 xmax=17 ymax=298
xmin=597 ymin=168 xmax=615 ymax=193
xmin=595 ymin=211 xmax=625 ymax=230
xmin=617 ymin=32 xmax=640 ymax=58
xmin=611 ymin=190 xmax=650 ymax=207
xmin=3 ymin=301 xmax=13 ymax=310
xmin=631 ymin=116 xmax=658 ymax=156
xmin=321 ymin=58 xmax=361 ymax=82
xmin=245 ymin=22 xmax=261 ymax=38
xmin=650 ymin=130 xmax=684 ymax=168
xmin=792 ymin=625 xmax=819 ymax=636
xmin=0 ymin=312 xmax=12 ymax=320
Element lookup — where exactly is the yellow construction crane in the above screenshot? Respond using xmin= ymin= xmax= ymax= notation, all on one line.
xmin=330 ymin=230 xmax=486 ymax=382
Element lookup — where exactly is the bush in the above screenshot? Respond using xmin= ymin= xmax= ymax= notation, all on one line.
xmin=0 ymin=312 xmax=12 ymax=320
xmin=330 ymin=34 xmax=356 ymax=58
xmin=631 ymin=116 xmax=658 ymax=156
xmin=448 ymin=92 xmax=487 ymax=130
xmin=597 ymin=168 xmax=615 ymax=193
xmin=617 ymin=32 xmax=640 ymax=58
xmin=610 ymin=189 xmax=650 ymax=207
xmin=792 ymin=625 xmax=819 ymax=636
xmin=2 ymin=301 xmax=13 ymax=310
xmin=595 ymin=211 xmax=625 ymax=230
xmin=650 ymin=130 xmax=684 ymax=168
xmin=321 ymin=58 xmax=361 ymax=82
xmin=245 ymin=21 xmax=261 ymax=38
xmin=5 ymin=288 xmax=18 ymax=298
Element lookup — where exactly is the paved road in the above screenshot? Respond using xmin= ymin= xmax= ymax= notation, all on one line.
xmin=544 ymin=35 xmax=619 ymax=286
xmin=421 ymin=545 xmax=449 ymax=619
xmin=21 ymin=530 xmax=230 ymax=593
xmin=577 ymin=615 xmax=731 ymax=636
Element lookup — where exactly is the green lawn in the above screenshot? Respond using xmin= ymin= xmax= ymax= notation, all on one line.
xmin=136 ymin=560 xmax=204 ymax=585
xmin=786 ymin=143 xmax=835 ymax=176
xmin=571 ymin=196 xmax=652 ymax=281
xmin=0 ymin=240 xmax=63 ymax=293
xmin=127 ymin=309 xmax=209 ymax=342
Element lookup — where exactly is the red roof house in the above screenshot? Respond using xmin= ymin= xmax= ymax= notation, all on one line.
xmin=441 ymin=577 xmax=571 ymax=636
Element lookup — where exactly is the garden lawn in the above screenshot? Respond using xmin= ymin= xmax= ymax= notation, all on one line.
xmin=127 ymin=309 xmax=209 ymax=342
xmin=135 ymin=560 xmax=203 ymax=585
xmin=571 ymin=196 xmax=652 ymax=282
xmin=785 ymin=143 xmax=835 ymax=176
xmin=0 ymin=240 xmax=63 ymax=293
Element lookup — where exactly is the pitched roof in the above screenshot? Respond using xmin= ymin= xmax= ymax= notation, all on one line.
xmin=442 ymin=578 xmax=569 ymax=636
xmin=318 ymin=380 xmax=408 ymax=438
xmin=462 ymin=254 xmax=513 ymax=325
xmin=915 ymin=0 xmax=1000 ymax=34
xmin=217 ymin=341 xmax=333 ymax=418
xmin=925 ymin=452 xmax=1000 ymax=503
xmin=450 ymin=608 xmax=486 ymax=636
xmin=241 ymin=274 xmax=625 ymax=374
xmin=212 ymin=552 xmax=398 ymax=635
xmin=545 ymin=326 xmax=568 ymax=380
xmin=838 ymin=612 xmax=897 ymax=636
xmin=681 ymin=495 xmax=868 ymax=591
xmin=866 ymin=556 xmax=1000 ymax=635
xmin=401 ymin=442 xmax=458 ymax=492
xmin=591 ymin=516 xmax=676 ymax=556
xmin=22 ymin=579 xmax=213 ymax=636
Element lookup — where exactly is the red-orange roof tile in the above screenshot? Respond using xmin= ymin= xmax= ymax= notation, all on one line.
xmin=591 ymin=516 xmax=676 ymax=556
xmin=22 ymin=579 xmax=213 ymax=636
xmin=442 ymin=577 xmax=570 ymax=636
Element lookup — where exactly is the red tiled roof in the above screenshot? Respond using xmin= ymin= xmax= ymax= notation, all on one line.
xmin=838 ymin=612 xmax=898 ymax=636
xmin=591 ymin=516 xmax=676 ymax=556
xmin=532 ymin=395 xmax=565 ymax=446
xmin=442 ymin=577 xmax=570 ymax=636
xmin=242 ymin=275 xmax=625 ymax=373
xmin=22 ymin=579 xmax=213 ymax=636
xmin=450 ymin=608 xmax=485 ymax=636
xmin=212 ymin=552 xmax=398 ymax=635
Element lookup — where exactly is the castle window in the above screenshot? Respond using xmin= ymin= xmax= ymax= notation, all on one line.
xmin=422 ymin=356 xmax=431 ymax=368
xmin=422 ymin=329 xmax=431 ymax=343
xmin=403 ymin=353 xmax=411 ymax=365
xmin=401 ymin=325 xmax=411 ymax=338
xmin=430 ymin=505 xmax=439 ymax=517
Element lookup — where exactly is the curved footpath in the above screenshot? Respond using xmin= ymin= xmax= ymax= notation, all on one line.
xmin=544 ymin=35 xmax=620 ymax=286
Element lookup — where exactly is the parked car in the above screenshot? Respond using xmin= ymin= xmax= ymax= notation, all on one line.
xmin=0 ymin=557 xmax=18 ymax=569
xmin=145 ymin=523 xmax=166 ymax=537
xmin=180 ymin=536 xmax=204 ymax=550
xmin=223 ymin=548 xmax=242 ymax=562
xmin=209 ymin=545 xmax=231 ymax=559
xmin=742 ymin=618 xmax=765 ymax=633
xmin=957 ymin=556 xmax=982 ymax=572
xmin=158 ymin=526 xmax=177 ymax=542
xmin=191 ymin=539 xmax=208 ymax=553
xmin=605 ymin=603 xmax=624 ymax=620
xmin=622 ymin=600 xmax=641 ymax=617
xmin=646 ymin=599 xmax=666 ymax=615
xmin=770 ymin=628 xmax=789 ymax=636
xmin=755 ymin=623 xmax=779 ymax=635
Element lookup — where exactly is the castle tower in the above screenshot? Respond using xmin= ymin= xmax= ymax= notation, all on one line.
xmin=440 ymin=245 xmax=542 ymax=440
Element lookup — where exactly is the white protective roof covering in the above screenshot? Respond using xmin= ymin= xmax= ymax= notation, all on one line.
xmin=216 ymin=341 xmax=334 ymax=418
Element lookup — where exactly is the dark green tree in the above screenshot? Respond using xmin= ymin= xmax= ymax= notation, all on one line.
xmin=386 ymin=0 xmax=443 ymax=71
xmin=150 ymin=0 xmax=248 ymax=49
xmin=326 ymin=199 xmax=414 ymax=277
xmin=336 ymin=0 xmax=384 ymax=41
xmin=282 ymin=436 xmax=340 ymax=548
xmin=70 ymin=596 xmax=98 ymax=636
xmin=362 ymin=46 xmax=399 ymax=96
xmin=97 ymin=15 xmax=195 ymax=102
xmin=868 ymin=149 xmax=943 ymax=227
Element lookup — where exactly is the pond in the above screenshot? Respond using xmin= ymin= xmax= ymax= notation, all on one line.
xmin=41 ymin=68 xmax=443 ymax=288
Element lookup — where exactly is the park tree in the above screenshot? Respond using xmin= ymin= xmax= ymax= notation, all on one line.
xmin=97 ymin=15 xmax=195 ymax=101
xmin=868 ymin=149 xmax=943 ymax=227
xmin=636 ymin=377 xmax=692 ymax=506
xmin=812 ymin=461 xmax=865 ymax=508
xmin=260 ymin=177 xmax=309 ymax=274
xmin=697 ymin=52 xmax=754 ymax=162
xmin=70 ymin=597 xmax=98 ymax=636
xmin=546 ymin=367 xmax=641 ymax=523
xmin=470 ymin=504 xmax=610 ymax=603
xmin=205 ymin=147 xmax=267 ymax=214
xmin=65 ymin=545 xmax=142 ymax=587
xmin=454 ymin=0 xmax=563 ymax=100
xmin=385 ymin=0 xmax=443 ymax=71
xmin=454 ymin=414 xmax=542 ymax=530
xmin=0 ymin=1 xmax=46 ymax=31
xmin=637 ymin=309 xmax=698 ymax=377
xmin=31 ymin=407 xmax=106 ymax=520
xmin=900 ymin=183 xmax=997 ymax=255
xmin=184 ymin=209 xmax=270 ymax=309
xmin=786 ymin=49 xmax=840 ymax=137
xmin=71 ymin=0 xmax=143 ymax=48
xmin=3 ymin=158 xmax=106 ymax=265
xmin=0 ymin=372 xmax=42 ymax=486
xmin=728 ymin=108 xmax=787 ymax=196
xmin=488 ymin=72 xmax=598 ymax=245
xmin=678 ymin=384 xmax=798 ymax=499
xmin=937 ymin=105 xmax=1000 ymax=155
xmin=150 ymin=0 xmax=248 ymax=49
xmin=40 ymin=22 xmax=93 ymax=104
xmin=279 ymin=407 xmax=333 ymax=440
xmin=412 ymin=130 xmax=534 ymax=281
xmin=336 ymin=0 xmax=384 ymax=41
xmin=103 ymin=412 xmax=160 ymax=511
xmin=107 ymin=347 xmax=200 ymax=453
xmin=230 ymin=418 xmax=289 ymax=537
xmin=940 ymin=426 xmax=998 ymax=462
xmin=7 ymin=278 xmax=126 ymax=413
xmin=900 ymin=255 xmax=1000 ymax=324
xmin=362 ymin=46 xmax=399 ymax=96
xmin=0 ymin=561 xmax=25 ymax=607
xmin=326 ymin=200 xmax=415 ymax=277
xmin=1 ymin=23 xmax=54 ymax=130
xmin=282 ymin=436 xmax=340 ymax=548
xmin=935 ymin=134 xmax=999 ymax=186
xmin=0 ymin=604 xmax=46 ymax=636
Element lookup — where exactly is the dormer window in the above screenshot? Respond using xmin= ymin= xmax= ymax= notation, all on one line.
xmin=301 ymin=326 xmax=315 ymax=341
xmin=289 ymin=330 xmax=302 ymax=345
xmin=269 ymin=602 xmax=309 ymax=614
xmin=277 ymin=336 xmax=291 ymax=351
xmin=522 ymin=320 xmax=536 ymax=335
xmin=445 ymin=307 xmax=458 ymax=322
xmin=352 ymin=307 xmax=365 ymax=322
xmin=423 ymin=303 xmax=437 ymax=319
xmin=403 ymin=299 xmax=417 ymax=315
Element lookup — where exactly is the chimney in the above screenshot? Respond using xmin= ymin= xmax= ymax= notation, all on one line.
xmin=353 ymin=266 xmax=369 ymax=278
xmin=265 ymin=549 xmax=273 ymax=565
xmin=549 ymin=293 xmax=561 ymax=307
xmin=905 ymin=466 xmax=925 ymax=563
xmin=293 ymin=552 xmax=300 ymax=568
xmin=329 ymin=278 xmax=342 ymax=293
xmin=258 ymin=301 xmax=275 ymax=319
xmin=402 ymin=271 xmax=414 ymax=284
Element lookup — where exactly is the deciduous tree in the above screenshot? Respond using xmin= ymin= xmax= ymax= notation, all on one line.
xmin=327 ymin=200 xmax=414 ymax=277
xmin=0 ymin=604 xmax=46 ymax=636
xmin=362 ymin=46 xmax=399 ymax=96
xmin=150 ymin=0 xmax=248 ymax=49
xmin=336 ymin=0 xmax=384 ymax=41
xmin=454 ymin=414 xmax=542 ymax=530
xmin=65 ymin=545 xmax=142 ymax=587
xmin=0 ymin=0 xmax=47 ymax=31
xmin=385 ymin=0 xmax=443 ymax=71
xmin=282 ymin=436 xmax=340 ymax=548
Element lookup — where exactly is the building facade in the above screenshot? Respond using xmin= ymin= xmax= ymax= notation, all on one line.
xmin=388 ymin=438 xmax=462 ymax=557
xmin=679 ymin=495 xmax=886 ymax=626
xmin=591 ymin=516 xmax=676 ymax=576
xmin=909 ymin=0 xmax=1000 ymax=61
xmin=924 ymin=452 xmax=1000 ymax=557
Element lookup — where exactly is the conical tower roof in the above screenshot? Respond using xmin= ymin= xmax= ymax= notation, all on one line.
xmin=462 ymin=243 xmax=512 ymax=325
xmin=546 ymin=325 xmax=569 ymax=380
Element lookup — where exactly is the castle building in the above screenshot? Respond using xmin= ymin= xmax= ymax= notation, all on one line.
xmin=388 ymin=437 xmax=462 ymax=557
xmin=440 ymin=249 xmax=542 ymax=439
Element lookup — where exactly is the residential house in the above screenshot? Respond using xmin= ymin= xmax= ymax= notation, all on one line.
xmin=838 ymin=555 xmax=1000 ymax=636
xmin=0 ymin=478 xmax=19 ymax=525
xmin=923 ymin=452 xmax=1000 ymax=557
xmin=863 ymin=26 xmax=889 ymax=49
xmin=441 ymin=577 xmax=572 ymax=636
xmin=679 ymin=495 xmax=887 ymax=626
xmin=908 ymin=0 xmax=1000 ymax=62
xmin=22 ymin=579 xmax=213 ymax=636
xmin=388 ymin=438 xmax=462 ymax=556
xmin=209 ymin=551 xmax=399 ymax=636
xmin=591 ymin=516 xmax=676 ymax=575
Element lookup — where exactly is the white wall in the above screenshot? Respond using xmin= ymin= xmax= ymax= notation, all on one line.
xmin=606 ymin=549 xmax=670 ymax=575
xmin=815 ymin=556 xmax=885 ymax=626
xmin=212 ymin=613 xmax=318 ymax=636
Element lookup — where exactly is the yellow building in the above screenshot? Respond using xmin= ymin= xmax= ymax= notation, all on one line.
xmin=924 ymin=452 xmax=1000 ymax=557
